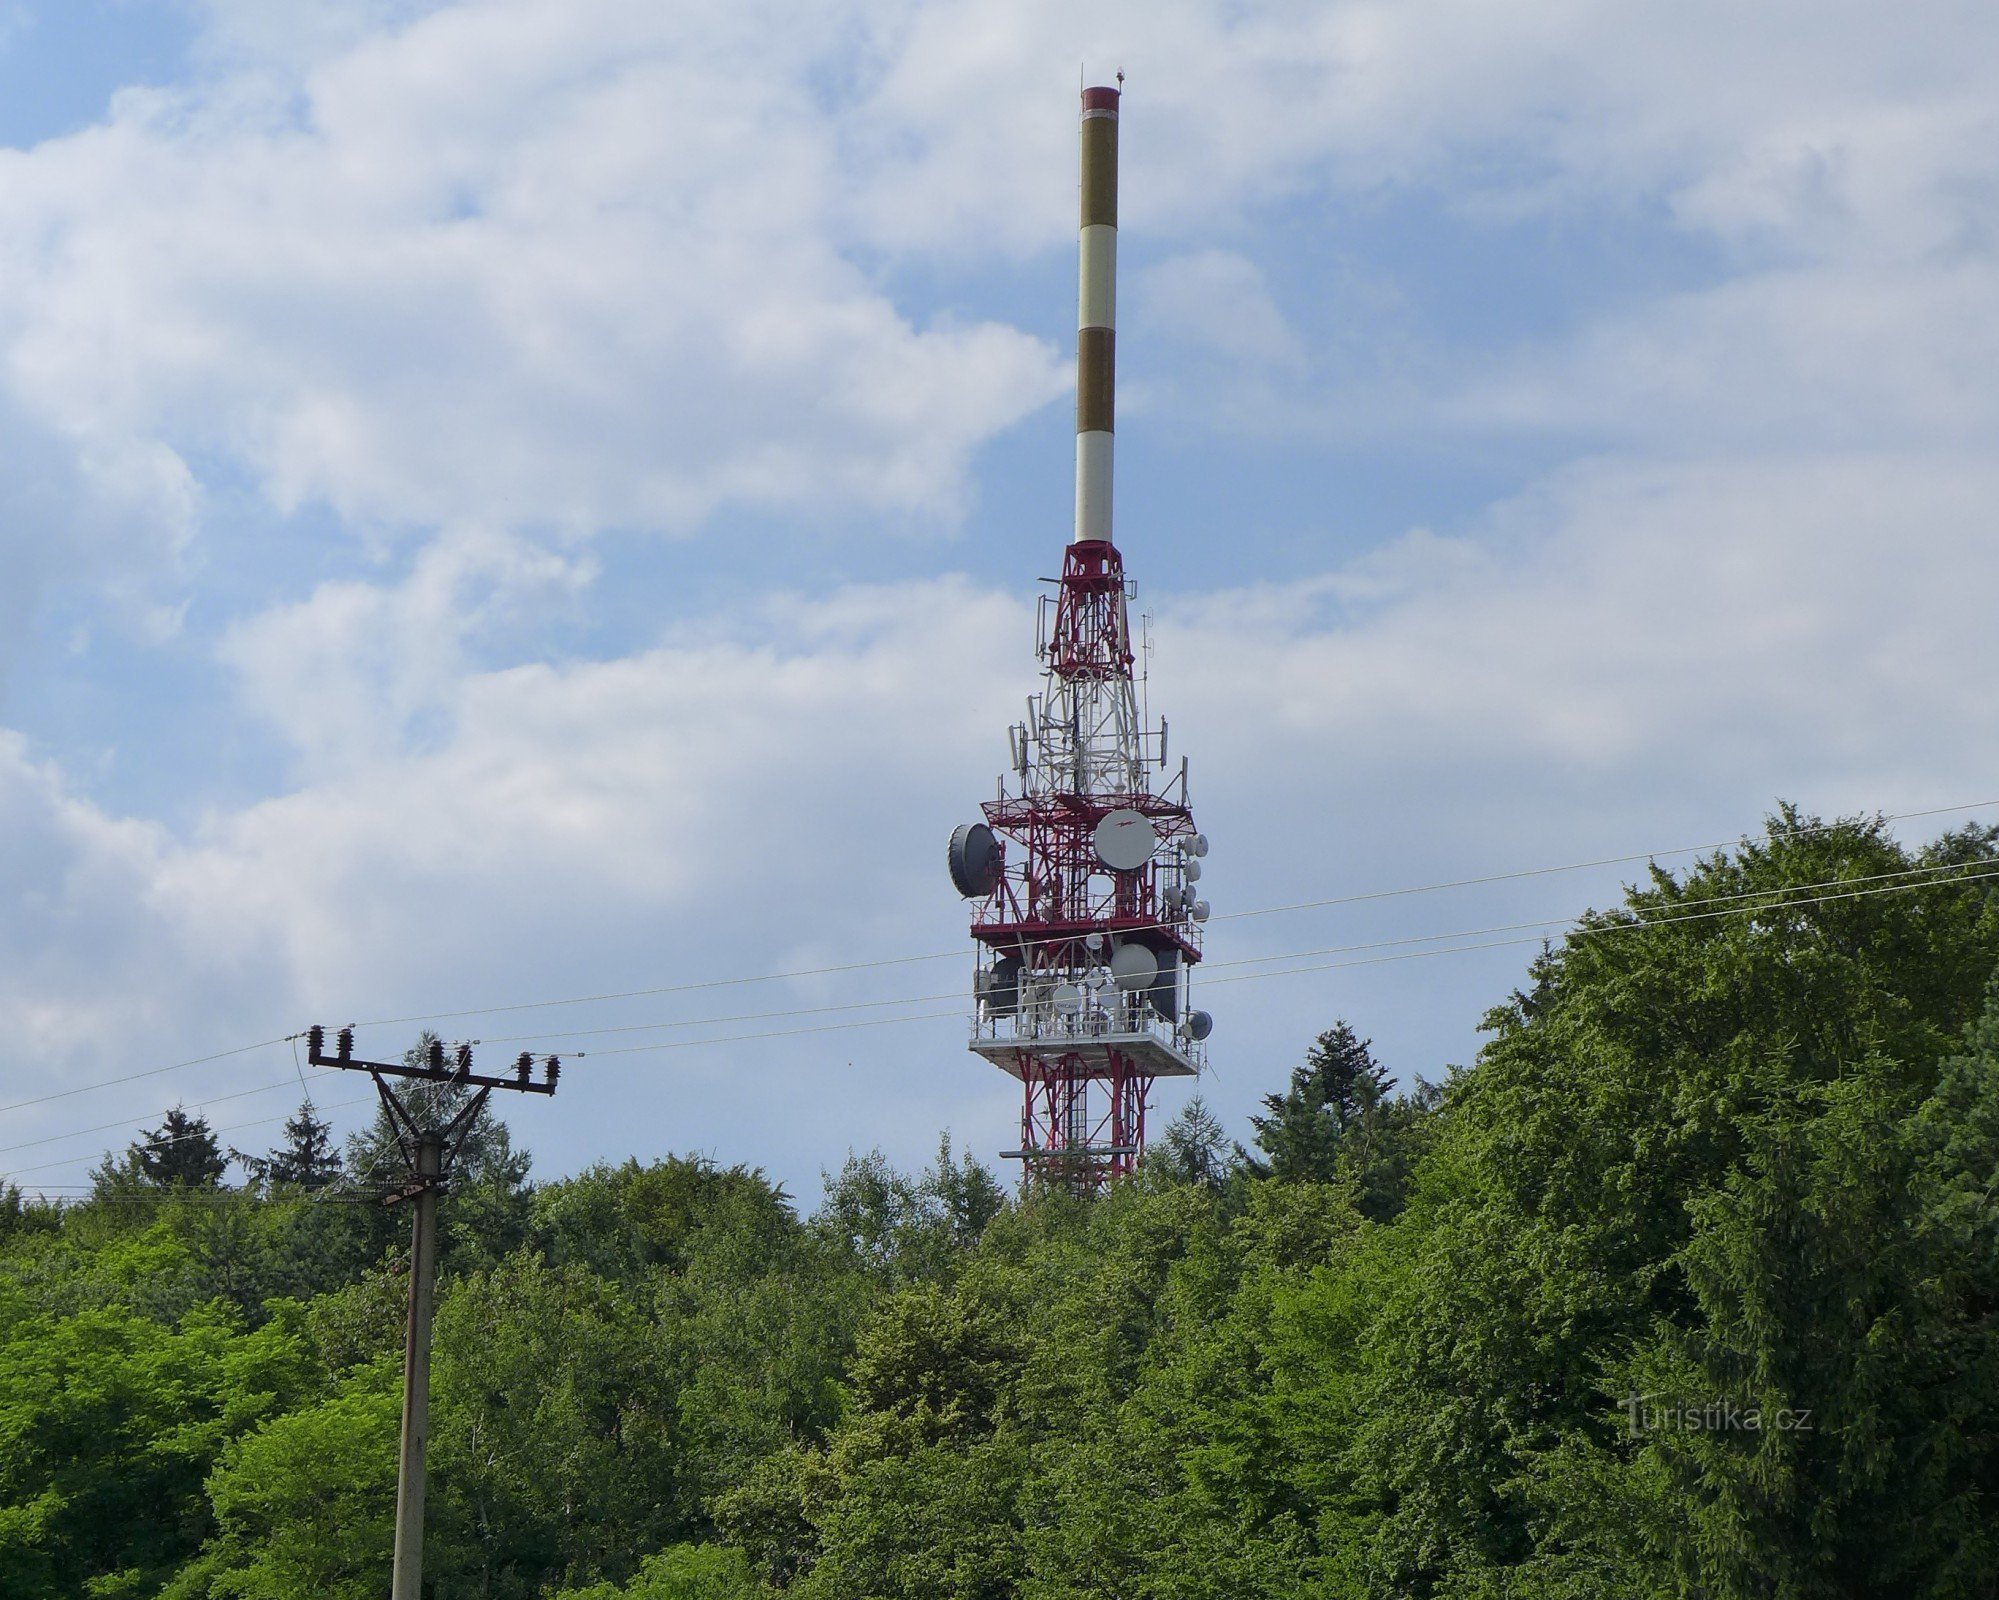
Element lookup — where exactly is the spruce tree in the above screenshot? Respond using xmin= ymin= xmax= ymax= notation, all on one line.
xmin=132 ymin=1105 xmax=227 ymax=1188
xmin=234 ymin=1101 xmax=342 ymax=1189
xmin=1246 ymin=1022 xmax=1390 ymax=1183
xmin=1155 ymin=1095 xmax=1231 ymax=1187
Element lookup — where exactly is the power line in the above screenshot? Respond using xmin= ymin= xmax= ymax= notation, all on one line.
xmin=6 ymin=798 xmax=1997 ymax=1137
xmin=388 ymin=857 xmax=1999 ymax=1067
xmin=1198 ymin=861 xmax=1999 ymax=993
xmin=337 ymin=797 xmax=1999 ymax=1031
xmin=11 ymin=856 xmax=1999 ymax=1187
xmin=8 ymin=1185 xmax=386 ymax=1207
xmin=1 ymin=1046 xmax=536 ymax=1171
xmin=0 ymin=1078 xmax=302 ymax=1160
xmin=390 ymin=851 xmax=1999 ymax=1055
xmin=0 ymin=1037 xmax=292 ymax=1118
xmin=346 ymin=948 xmax=966 ymax=1030
xmin=1194 ymin=850 xmax=1999 ymax=981
xmin=4 ymin=1092 xmax=380 ymax=1181
xmin=331 ymin=857 xmax=1999 ymax=1078
xmin=476 ymin=989 xmax=978 ymax=1047
xmin=1213 ymin=798 xmax=1999 ymax=928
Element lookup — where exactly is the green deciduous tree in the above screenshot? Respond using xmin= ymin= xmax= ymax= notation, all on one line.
xmin=0 ymin=1300 xmax=317 ymax=1597
xmin=10 ymin=806 xmax=1999 ymax=1600
xmin=814 ymin=1139 xmax=1006 ymax=1284
xmin=1310 ymin=811 xmax=1999 ymax=1595
xmin=425 ymin=1253 xmax=687 ymax=1597
xmin=554 ymin=1542 xmax=763 ymax=1598
xmin=167 ymin=1379 xmax=399 ymax=1600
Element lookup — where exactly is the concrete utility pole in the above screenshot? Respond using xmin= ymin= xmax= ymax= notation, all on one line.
xmin=392 ymin=1131 xmax=442 ymax=1600
xmin=304 ymin=1026 xmax=559 ymax=1600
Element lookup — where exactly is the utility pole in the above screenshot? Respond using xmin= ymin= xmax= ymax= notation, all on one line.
xmin=305 ymin=1025 xmax=559 ymax=1600
xmin=396 ymin=1125 xmax=442 ymax=1600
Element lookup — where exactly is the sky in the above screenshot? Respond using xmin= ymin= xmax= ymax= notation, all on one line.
xmin=4 ymin=0 xmax=1999 ymax=1202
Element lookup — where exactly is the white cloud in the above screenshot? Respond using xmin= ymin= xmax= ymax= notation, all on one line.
xmin=1164 ymin=452 xmax=1999 ymax=792
xmin=10 ymin=442 xmax=1999 ymax=1188
xmin=841 ymin=0 xmax=1999 ymax=242
xmin=0 ymin=0 xmax=1065 ymax=552
xmin=6 ymin=0 xmax=1999 ymax=1194
xmin=1454 ymin=260 xmax=1999 ymax=451
xmin=1143 ymin=447 xmax=1999 ymax=1114
xmin=0 ymin=571 xmax=1034 ymax=1185
xmin=218 ymin=525 xmax=595 ymax=773
xmin=183 ymin=0 xmax=446 ymax=71
xmin=0 ymin=389 xmax=197 ymax=688
xmin=832 ymin=0 xmax=1999 ymax=464
xmin=1137 ymin=250 xmax=1301 ymax=369
xmin=0 ymin=732 xmax=283 ymax=1079
xmin=0 ymin=0 xmax=1990 ymax=581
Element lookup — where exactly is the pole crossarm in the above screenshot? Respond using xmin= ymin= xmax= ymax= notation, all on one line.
xmin=305 ymin=1024 xmax=560 ymax=1095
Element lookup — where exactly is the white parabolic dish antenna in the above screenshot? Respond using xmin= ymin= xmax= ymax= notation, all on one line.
xmin=1092 ymin=808 xmax=1154 ymax=871
xmin=1109 ymin=943 xmax=1158 ymax=992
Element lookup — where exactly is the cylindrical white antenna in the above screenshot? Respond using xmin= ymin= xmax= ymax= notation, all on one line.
xmin=1074 ymin=85 xmax=1118 ymax=543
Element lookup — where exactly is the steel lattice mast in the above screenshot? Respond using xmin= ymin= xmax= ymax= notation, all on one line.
xmin=947 ymin=84 xmax=1213 ymax=1189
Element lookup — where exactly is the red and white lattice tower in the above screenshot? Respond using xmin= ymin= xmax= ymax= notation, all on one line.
xmin=947 ymin=85 xmax=1213 ymax=1189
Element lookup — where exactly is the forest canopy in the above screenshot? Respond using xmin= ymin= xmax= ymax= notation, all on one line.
xmin=3 ymin=810 xmax=1997 ymax=1599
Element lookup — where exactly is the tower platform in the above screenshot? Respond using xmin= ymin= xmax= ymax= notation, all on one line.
xmin=968 ymin=1020 xmax=1202 ymax=1079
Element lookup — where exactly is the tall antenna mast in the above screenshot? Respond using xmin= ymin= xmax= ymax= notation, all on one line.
xmin=1074 ymin=83 xmax=1118 ymax=545
xmin=946 ymin=84 xmax=1214 ymax=1190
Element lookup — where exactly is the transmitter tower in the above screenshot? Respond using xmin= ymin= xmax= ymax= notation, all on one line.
xmin=947 ymin=85 xmax=1213 ymax=1188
